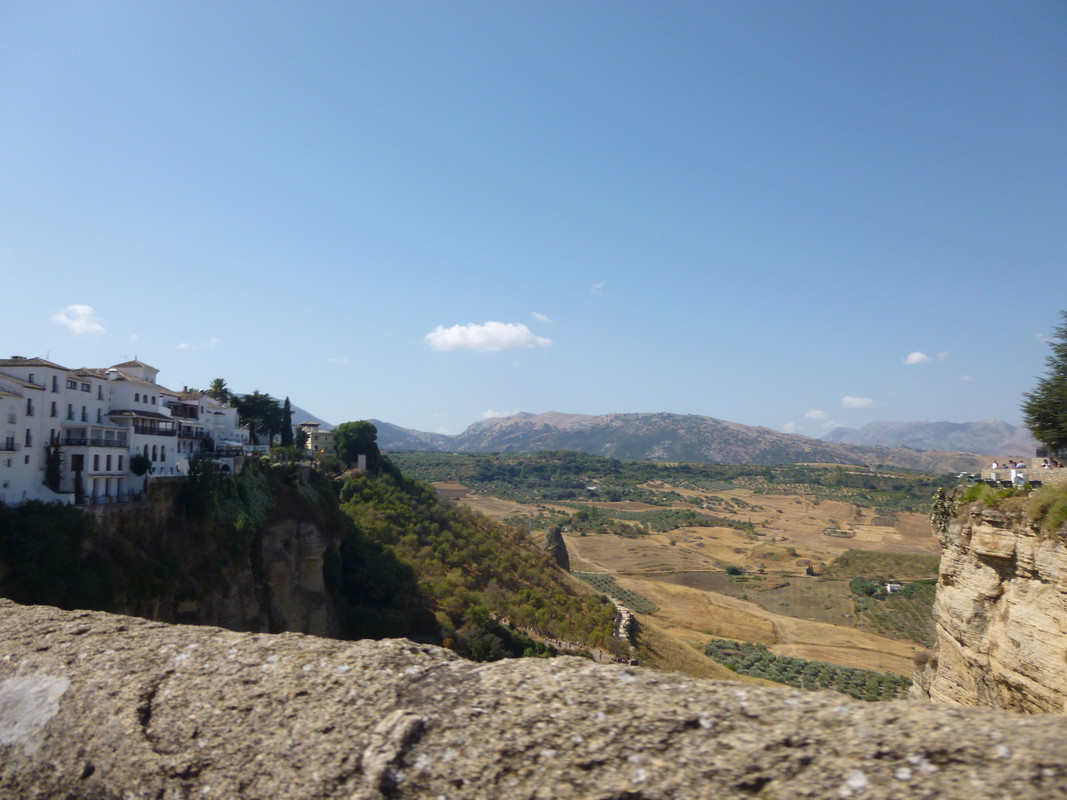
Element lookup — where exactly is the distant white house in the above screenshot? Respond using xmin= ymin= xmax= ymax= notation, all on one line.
xmin=885 ymin=583 xmax=903 ymax=594
xmin=299 ymin=421 xmax=337 ymax=458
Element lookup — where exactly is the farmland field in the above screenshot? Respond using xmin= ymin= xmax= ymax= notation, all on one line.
xmin=391 ymin=451 xmax=945 ymax=681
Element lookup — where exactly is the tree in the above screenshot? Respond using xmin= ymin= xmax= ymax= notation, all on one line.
xmin=207 ymin=378 xmax=232 ymax=404
xmin=280 ymin=397 xmax=294 ymax=447
xmin=43 ymin=435 xmax=63 ymax=492
xmin=334 ymin=420 xmax=381 ymax=472
xmin=1022 ymin=310 xmax=1067 ymax=454
xmin=233 ymin=391 xmax=283 ymax=446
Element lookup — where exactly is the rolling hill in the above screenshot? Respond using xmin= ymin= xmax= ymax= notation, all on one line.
xmin=373 ymin=412 xmax=988 ymax=474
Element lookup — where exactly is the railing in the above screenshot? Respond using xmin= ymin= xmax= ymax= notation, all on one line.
xmin=131 ymin=424 xmax=176 ymax=437
xmin=0 ymin=441 xmax=19 ymax=452
xmin=62 ymin=437 xmax=129 ymax=448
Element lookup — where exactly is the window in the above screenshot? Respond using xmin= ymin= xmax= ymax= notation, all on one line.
xmin=52 ymin=376 xmax=58 ymax=392
xmin=151 ymin=396 xmax=156 ymax=404
xmin=81 ymin=406 xmax=88 ymax=422
xmin=118 ymin=455 xmax=124 ymax=471
xmin=106 ymin=455 xmax=112 ymax=471
xmin=135 ymin=393 xmax=140 ymax=402
xmin=152 ymin=445 xmax=157 ymax=461
xmin=50 ymin=401 xmax=57 ymax=417
xmin=97 ymin=386 xmax=103 ymax=400
xmin=67 ymin=379 xmax=77 ymax=390
xmin=67 ymin=404 xmax=74 ymax=420
xmin=71 ymin=454 xmax=84 ymax=471
xmin=97 ymin=409 xmax=102 ymax=423
xmin=28 ymin=373 xmax=34 ymax=384
xmin=24 ymin=429 xmax=31 ymax=447
xmin=161 ymin=445 xmax=166 ymax=462
xmin=93 ymin=454 xmax=99 ymax=471
xmin=81 ymin=383 xmax=90 ymax=392
xmin=26 ymin=399 xmax=33 ymax=416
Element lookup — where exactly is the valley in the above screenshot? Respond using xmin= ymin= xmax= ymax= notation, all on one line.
xmin=394 ymin=452 xmax=946 ymax=682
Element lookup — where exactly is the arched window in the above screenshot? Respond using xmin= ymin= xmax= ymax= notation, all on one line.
xmin=144 ymin=444 xmax=149 ymax=458
xmin=160 ymin=445 xmax=166 ymax=462
xmin=152 ymin=445 xmax=158 ymax=461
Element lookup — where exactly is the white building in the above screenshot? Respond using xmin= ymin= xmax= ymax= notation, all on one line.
xmin=0 ymin=356 xmax=250 ymax=507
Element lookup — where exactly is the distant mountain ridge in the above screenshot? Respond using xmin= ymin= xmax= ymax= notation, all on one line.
xmin=821 ymin=419 xmax=1037 ymax=458
xmin=372 ymin=411 xmax=992 ymax=474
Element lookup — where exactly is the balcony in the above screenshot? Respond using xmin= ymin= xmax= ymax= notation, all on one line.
xmin=0 ymin=441 xmax=19 ymax=452
xmin=62 ymin=437 xmax=129 ymax=448
xmin=131 ymin=424 xmax=176 ymax=437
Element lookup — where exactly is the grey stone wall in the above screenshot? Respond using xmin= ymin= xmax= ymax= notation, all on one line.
xmin=2 ymin=599 xmax=1065 ymax=799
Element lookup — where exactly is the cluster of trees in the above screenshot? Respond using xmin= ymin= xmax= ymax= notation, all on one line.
xmin=336 ymin=468 xmax=622 ymax=659
xmin=704 ymin=640 xmax=912 ymax=702
xmin=389 ymin=451 xmax=955 ymax=514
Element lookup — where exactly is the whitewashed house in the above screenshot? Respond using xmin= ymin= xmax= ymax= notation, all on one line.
xmin=0 ymin=355 xmax=252 ymax=507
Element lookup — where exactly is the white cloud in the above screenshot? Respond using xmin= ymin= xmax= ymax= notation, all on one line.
xmin=208 ymin=337 xmax=221 ymax=347
xmin=51 ymin=304 xmax=105 ymax=335
xmin=591 ymin=281 xmax=606 ymax=296
xmin=425 ymin=321 xmax=552 ymax=352
xmin=961 ymin=375 xmax=972 ymax=382
xmin=841 ymin=396 xmax=874 ymax=409
xmin=904 ymin=351 xmax=932 ymax=365
xmin=482 ymin=409 xmax=520 ymax=420
xmin=177 ymin=343 xmax=191 ymax=350
xmin=938 ymin=351 xmax=949 ymax=361
xmin=327 ymin=357 xmax=352 ymax=364
xmin=783 ymin=421 xmax=798 ymax=434
xmin=805 ymin=409 xmax=828 ymax=420
xmin=533 ymin=312 xmax=552 ymax=323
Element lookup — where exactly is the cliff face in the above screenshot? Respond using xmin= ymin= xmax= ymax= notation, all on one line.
xmin=90 ymin=468 xmax=342 ymax=638
xmin=913 ymin=503 xmax=1067 ymax=713
xmin=3 ymin=600 xmax=1066 ymax=800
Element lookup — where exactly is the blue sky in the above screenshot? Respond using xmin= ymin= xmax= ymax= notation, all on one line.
xmin=2 ymin=2 xmax=1064 ymax=436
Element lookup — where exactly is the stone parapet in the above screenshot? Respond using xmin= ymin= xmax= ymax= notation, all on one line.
xmin=2 ymin=600 xmax=1066 ymax=799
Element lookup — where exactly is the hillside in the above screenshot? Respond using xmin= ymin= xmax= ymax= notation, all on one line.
xmin=822 ymin=419 xmax=1037 ymax=456
xmin=374 ymin=411 xmax=987 ymax=473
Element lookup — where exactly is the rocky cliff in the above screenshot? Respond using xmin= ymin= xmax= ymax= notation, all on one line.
xmin=3 ymin=600 xmax=1066 ymax=799
xmin=914 ymin=501 xmax=1067 ymax=713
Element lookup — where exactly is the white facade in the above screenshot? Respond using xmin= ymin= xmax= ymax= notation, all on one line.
xmin=0 ymin=356 xmax=252 ymax=507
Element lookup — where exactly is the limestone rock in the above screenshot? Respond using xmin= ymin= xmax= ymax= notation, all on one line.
xmin=914 ymin=504 xmax=1067 ymax=713
xmin=541 ymin=526 xmax=570 ymax=571
xmin=3 ymin=600 xmax=1066 ymax=799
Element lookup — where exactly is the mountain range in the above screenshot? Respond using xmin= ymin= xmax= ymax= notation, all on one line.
xmin=370 ymin=411 xmax=1025 ymax=474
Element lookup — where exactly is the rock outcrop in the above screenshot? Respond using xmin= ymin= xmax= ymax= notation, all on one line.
xmin=913 ymin=503 xmax=1067 ymax=714
xmin=3 ymin=600 xmax=1066 ymax=799
xmin=540 ymin=526 xmax=570 ymax=571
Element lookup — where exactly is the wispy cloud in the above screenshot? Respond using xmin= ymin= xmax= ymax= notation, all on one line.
xmin=425 ymin=321 xmax=552 ymax=352
xmin=482 ymin=409 xmax=520 ymax=420
xmin=327 ymin=357 xmax=353 ymax=364
xmin=532 ymin=312 xmax=552 ymax=323
xmin=51 ymin=304 xmax=105 ymax=335
xmin=841 ymin=395 xmax=874 ymax=409
xmin=805 ymin=409 xmax=828 ymax=420
xmin=783 ymin=421 xmax=798 ymax=434
xmin=591 ymin=281 xmax=606 ymax=296
xmin=904 ymin=351 xmax=932 ymax=365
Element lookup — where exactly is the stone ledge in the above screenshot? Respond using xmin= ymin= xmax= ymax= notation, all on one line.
xmin=2 ymin=599 xmax=1066 ymax=799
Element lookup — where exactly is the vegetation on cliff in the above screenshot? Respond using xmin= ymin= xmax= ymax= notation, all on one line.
xmin=335 ymin=466 xmax=622 ymax=659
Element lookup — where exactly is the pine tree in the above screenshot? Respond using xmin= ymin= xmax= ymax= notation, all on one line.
xmin=1022 ymin=311 xmax=1067 ymax=455
xmin=281 ymin=397 xmax=294 ymax=447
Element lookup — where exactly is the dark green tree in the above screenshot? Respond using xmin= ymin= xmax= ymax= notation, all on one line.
xmin=280 ymin=397 xmax=294 ymax=447
xmin=1022 ymin=310 xmax=1067 ymax=454
xmin=234 ymin=391 xmax=283 ymax=446
xmin=295 ymin=426 xmax=309 ymax=451
xmin=334 ymin=420 xmax=381 ymax=472
xmin=43 ymin=434 xmax=63 ymax=492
